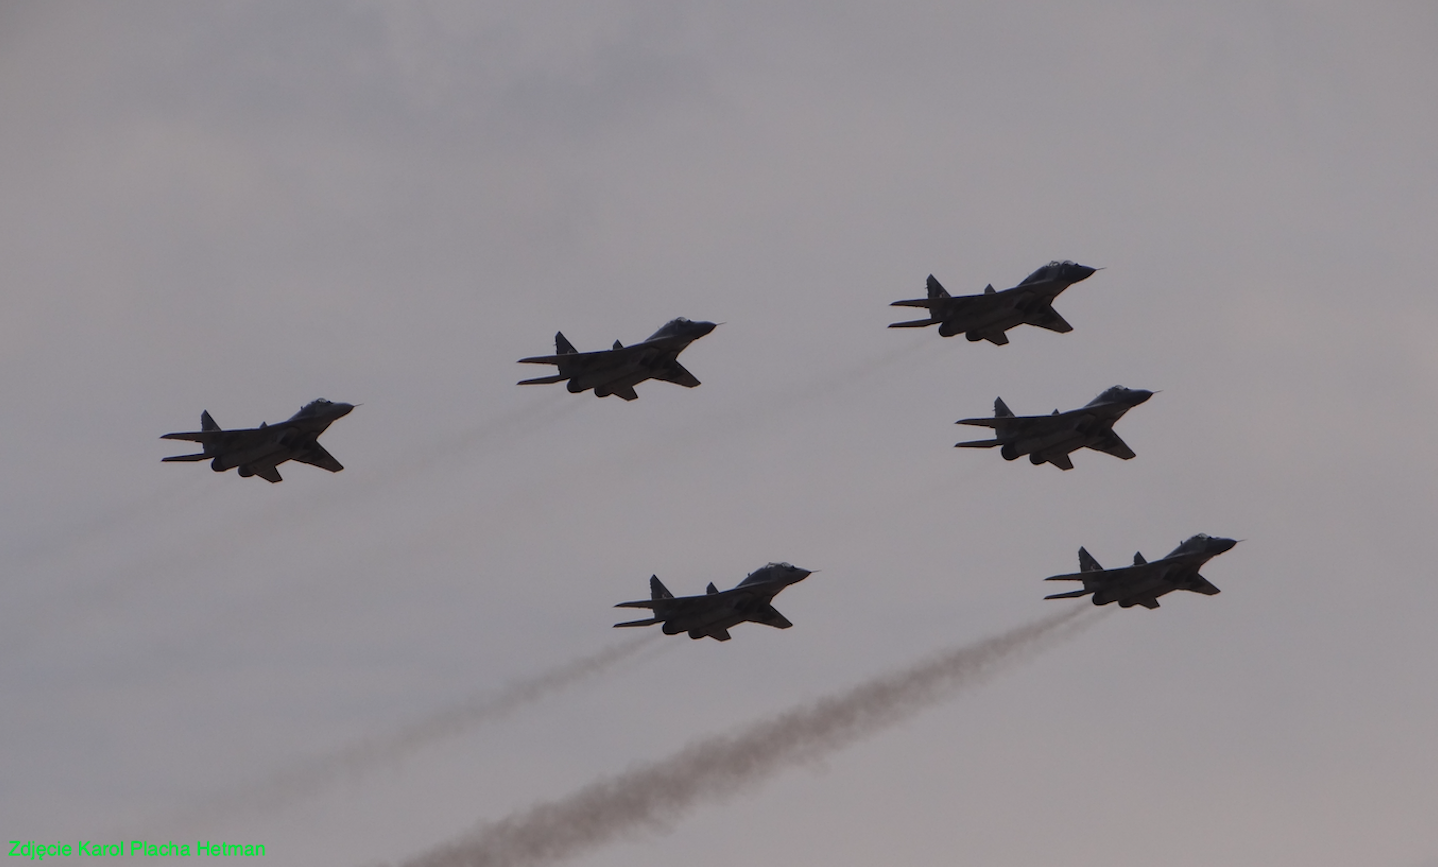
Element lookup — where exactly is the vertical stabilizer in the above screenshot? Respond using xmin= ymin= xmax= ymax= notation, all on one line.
xmin=555 ymin=332 xmax=577 ymax=354
xmin=650 ymin=575 xmax=674 ymax=601
xmin=1133 ymin=552 xmax=1147 ymax=565
xmin=200 ymin=410 xmax=219 ymax=431
xmin=983 ymin=283 xmax=996 ymax=295
xmin=1078 ymin=547 xmax=1103 ymax=572
xmin=926 ymin=275 xmax=951 ymax=300
xmin=994 ymin=397 xmax=1014 ymax=418
xmin=706 ymin=582 xmax=719 ymax=595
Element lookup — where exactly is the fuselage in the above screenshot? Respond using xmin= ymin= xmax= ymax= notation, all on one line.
xmin=560 ymin=318 xmax=716 ymax=396
xmin=656 ymin=563 xmax=812 ymax=635
xmin=213 ymin=400 xmax=353 ymax=474
xmin=1094 ymin=536 xmax=1237 ymax=606
xmin=937 ymin=261 xmax=1097 ymax=339
xmin=1000 ymin=387 xmax=1153 ymax=463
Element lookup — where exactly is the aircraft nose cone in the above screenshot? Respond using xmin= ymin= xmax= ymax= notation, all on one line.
xmin=1213 ymin=537 xmax=1239 ymax=553
xmin=1130 ymin=389 xmax=1155 ymax=405
xmin=1073 ymin=264 xmax=1099 ymax=281
xmin=692 ymin=321 xmax=718 ymax=337
xmin=333 ymin=403 xmax=356 ymax=417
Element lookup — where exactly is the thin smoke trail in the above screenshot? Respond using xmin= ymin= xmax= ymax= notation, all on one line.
xmin=399 ymin=607 xmax=1098 ymax=867
xmin=161 ymin=637 xmax=657 ymax=832
xmin=12 ymin=399 xmax=584 ymax=652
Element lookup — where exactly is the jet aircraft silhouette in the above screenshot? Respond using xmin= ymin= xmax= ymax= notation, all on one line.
xmin=955 ymin=386 xmax=1154 ymax=470
xmin=613 ymin=562 xmax=814 ymax=641
xmin=1044 ymin=534 xmax=1239 ymax=609
xmin=517 ymin=318 xmax=717 ymax=400
xmin=161 ymin=399 xmax=354 ymax=483
xmin=889 ymin=260 xmax=1098 ymax=344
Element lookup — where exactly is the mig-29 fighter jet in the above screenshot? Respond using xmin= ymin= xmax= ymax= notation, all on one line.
xmin=1044 ymin=534 xmax=1239 ymax=609
xmin=517 ymin=318 xmax=717 ymax=400
xmin=955 ymin=386 xmax=1154 ymax=470
xmin=613 ymin=562 xmax=814 ymax=641
xmin=161 ymin=399 xmax=355 ymax=483
xmin=889 ymin=260 xmax=1099 ymax=344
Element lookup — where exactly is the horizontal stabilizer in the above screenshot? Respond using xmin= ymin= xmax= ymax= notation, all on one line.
xmin=611 ymin=385 xmax=639 ymax=401
xmin=161 ymin=453 xmax=209 ymax=462
xmin=954 ymin=439 xmax=1001 ymax=448
xmin=161 ymin=430 xmax=225 ymax=443
xmin=252 ymin=464 xmax=283 ymax=483
xmin=888 ymin=318 xmax=937 ymax=328
xmin=517 ymin=373 xmax=569 ymax=385
xmin=1046 ymin=453 xmax=1074 ymax=470
xmin=980 ymin=331 xmax=1009 ymax=346
xmin=889 ymin=298 xmax=937 ymax=309
xmin=614 ymin=599 xmax=657 ymax=610
xmin=1044 ymin=588 xmax=1092 ymax=599
xmin=613 ymin=617 xmax=663 ymax=628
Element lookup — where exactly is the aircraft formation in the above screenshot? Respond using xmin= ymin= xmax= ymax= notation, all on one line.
xmin=162 ymin=260 xmax=1238 ymax=638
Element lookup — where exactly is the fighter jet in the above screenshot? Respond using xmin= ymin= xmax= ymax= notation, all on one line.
xmin=955 ymin=386 xmax=1154 ymax=470
xmin=517 ymin=318 xmax=717 ymax=400
xmin=161 ymin=399 xmax=355 ymax=483
xmin=889 ymin=260 xmax=1099 ymax=344
xmin=613 ymin=562 xmax=814 ymax=641
xmin=1044 ymin=534 xmax=1239 ymax=609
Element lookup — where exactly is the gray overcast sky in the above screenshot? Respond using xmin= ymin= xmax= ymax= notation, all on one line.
xmin=3 ymin=2 xmax=1437 ymax=865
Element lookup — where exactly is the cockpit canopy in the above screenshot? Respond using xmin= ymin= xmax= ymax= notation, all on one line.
xmin=738 ymin=562 xmax=807 ymax=586
xmin=646 ymin=317 xmax=718 ymax=341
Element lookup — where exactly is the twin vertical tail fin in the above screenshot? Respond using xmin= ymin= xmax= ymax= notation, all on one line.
xmin=612 ymin=575 xmax=675 ymax=627
xmin=1044 ymin=546 xmax=1105 ymax=600
xmin=200 ymin=410 xmax=220 ymax=431
xmin=926 ymin=274 xmax=951 ymax=300
xmin=555 ymin=332 xmax=578 ymax=355
xmin=993 ymin=397 xmax=1014 ymax=418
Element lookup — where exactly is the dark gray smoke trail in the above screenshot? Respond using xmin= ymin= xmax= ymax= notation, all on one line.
xmin=399 ymin=607 xmax=1097 ymax=867
xmin=164 ymin=636 xmax=656 ymax=831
